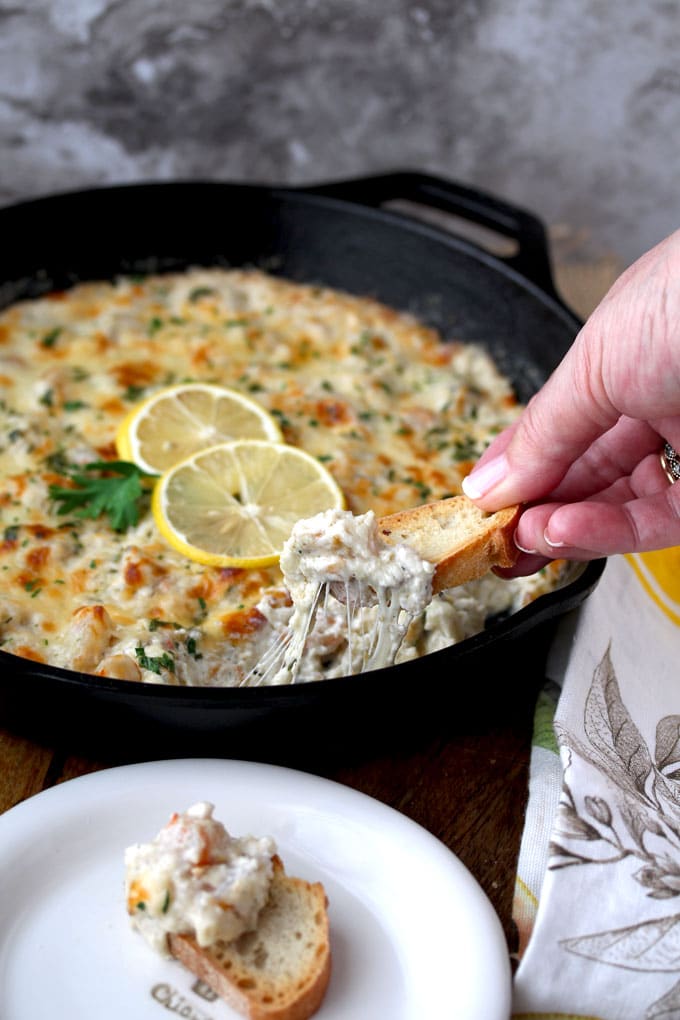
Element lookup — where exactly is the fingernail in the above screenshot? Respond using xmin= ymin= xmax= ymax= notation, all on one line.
xmin=544 ymin=529 xmax=567 ymax=549
xmin=515 ymin=536 xmax=539 ymax=554
xmin=462 ymin=454 xmax=509 ymax=500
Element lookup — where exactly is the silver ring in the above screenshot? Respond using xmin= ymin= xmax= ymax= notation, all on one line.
xmin=661 ymin=442 xmax=680 ymax=484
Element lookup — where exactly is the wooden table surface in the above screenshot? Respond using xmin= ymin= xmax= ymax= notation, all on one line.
xmin=0 ymin=242 xmax=620 ymax=972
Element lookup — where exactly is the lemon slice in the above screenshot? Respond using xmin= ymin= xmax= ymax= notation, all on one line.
xmin=152 ymin=439 xmax=346 ymax=567
xmin=116 ymin=383 xmax=283 ymax=474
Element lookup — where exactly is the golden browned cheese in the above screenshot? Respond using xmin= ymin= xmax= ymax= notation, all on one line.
xmin=0 ymin=269 xmax=559 ymax=686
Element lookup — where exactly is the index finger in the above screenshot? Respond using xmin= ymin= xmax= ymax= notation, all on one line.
xmin=463 ymin=330 xmax=618 ymax=509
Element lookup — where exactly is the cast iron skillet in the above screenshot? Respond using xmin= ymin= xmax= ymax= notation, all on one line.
xmin=0 ymin=172 xmax=605 ymax=754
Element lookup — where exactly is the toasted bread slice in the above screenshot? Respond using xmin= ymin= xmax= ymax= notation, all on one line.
xmin=168 ymin=857 xmax=331 ymax=1020
xmin=378 ymin=494 xmax=520 ymax=594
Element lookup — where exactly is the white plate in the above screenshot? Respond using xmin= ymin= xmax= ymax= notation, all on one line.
xmin=0 ymin=758 xmax=511 ymax=1019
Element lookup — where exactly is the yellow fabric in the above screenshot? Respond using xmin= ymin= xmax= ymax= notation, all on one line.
xmin=625 ymin=547 xmax=680 ymax=625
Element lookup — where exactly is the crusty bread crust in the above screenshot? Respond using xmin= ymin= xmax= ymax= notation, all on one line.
xmin=378 ymin=494 xmax=520 ymax=594
xmin=168 ymin=857 xmax=331 ymax=1020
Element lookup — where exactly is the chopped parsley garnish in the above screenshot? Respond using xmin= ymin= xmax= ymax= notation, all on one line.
xmin=453 ymin=436 xmax=479 ymax=461
xmin=403 ymin=477 xmax=432 ymax=500
xmin=124 ymin=384 xmax=147 ymax=402
xmin=134 ymin=647 xmax=176 ymax=674
xmin=194 ymin=597 xmax=208 ymax=623
xmin=188 ymin=286 xmax=216 ymax=302
xmin=148 ymin=618 xmax=182 ymax=631
xmin=48 ymin=460 xmax=155 ymax=533
xmin=186 ymin=636 xmax=202 ymax=660
xmin=270 ymin=408 xmax=292 ymax=430
xmin=41 ymin=327 xmax=62 ymax=348
xmin=44 ymin=449 xmax=72 ymax=474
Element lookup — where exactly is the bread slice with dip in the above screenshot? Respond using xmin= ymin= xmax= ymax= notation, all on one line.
xmin=125 ymin=803 xmax=331 ymax=1020
xmin=378 ymin=494 xmax=521 ymax=593
xmin=169 ymin=856 xmax=331 ymax=1020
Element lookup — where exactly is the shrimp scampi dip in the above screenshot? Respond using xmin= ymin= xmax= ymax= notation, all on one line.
xmin=0 ymin=267 xmax=562 ymax=686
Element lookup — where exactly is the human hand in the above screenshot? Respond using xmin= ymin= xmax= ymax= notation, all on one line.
xmin=461 ymin=229 xmax=680 ymax=575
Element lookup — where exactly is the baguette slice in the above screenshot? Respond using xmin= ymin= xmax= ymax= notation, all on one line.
xmin=168 ymin=856 xmax=331 ymax=1020
xmin=378 ymin=494 xmax=520 ymax=594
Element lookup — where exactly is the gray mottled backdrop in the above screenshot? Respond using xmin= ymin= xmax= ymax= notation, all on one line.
xmin=1 ymin=0 xmax=678 ymax=266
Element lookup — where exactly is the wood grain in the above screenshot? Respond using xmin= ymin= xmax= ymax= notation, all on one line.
xmin=0 ymin=728 xmax=54 ymax=813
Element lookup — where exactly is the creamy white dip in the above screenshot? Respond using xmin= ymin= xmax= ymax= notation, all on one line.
xmin=251 ymin=508 xmax=435 ymax=684
xmin=124 ymin=802 xmax=275 ymax=955
xmin=0 ymin=267 xmax=563 ymax=686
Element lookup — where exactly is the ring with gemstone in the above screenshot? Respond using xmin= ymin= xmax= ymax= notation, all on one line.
xmin=660 ymin=442 xmax=680 ymax=484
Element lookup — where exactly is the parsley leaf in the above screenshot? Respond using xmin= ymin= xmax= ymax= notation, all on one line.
xmin=188 ymin=286 xmax=216 ymax=302
xmin=134 ymin=647 xmax=176 ymax=674
xmin=48 ymin=460 xmax=155 ymax=532
xmin=41 ymin=327 xmax=62 ymax=348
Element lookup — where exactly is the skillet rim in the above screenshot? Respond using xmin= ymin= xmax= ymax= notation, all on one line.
xmin=0 ymin=176 xmax=606 ymax=716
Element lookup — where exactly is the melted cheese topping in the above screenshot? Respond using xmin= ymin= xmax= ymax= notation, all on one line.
xmin=0 ymin=268 xmax=561 ymax=685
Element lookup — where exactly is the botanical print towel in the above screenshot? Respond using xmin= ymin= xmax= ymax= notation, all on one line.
xmin=512 ymin=549 xmax=680 ymax=1019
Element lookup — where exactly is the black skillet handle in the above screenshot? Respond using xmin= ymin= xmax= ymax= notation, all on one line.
xmin=302 ymin=171 xmax=560 ymax=303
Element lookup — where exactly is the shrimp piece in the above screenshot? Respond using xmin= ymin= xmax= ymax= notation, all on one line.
xmin=68 ymin=605 xmax=114 ymax=672
xmin=160 ymin=806 xmax=221 ymax=866
xmin=95 ymin=652 xmax=142 ymax=682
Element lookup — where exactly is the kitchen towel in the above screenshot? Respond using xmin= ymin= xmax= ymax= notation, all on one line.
xmin=512 ymin=548 xmax=680 ymax=1020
